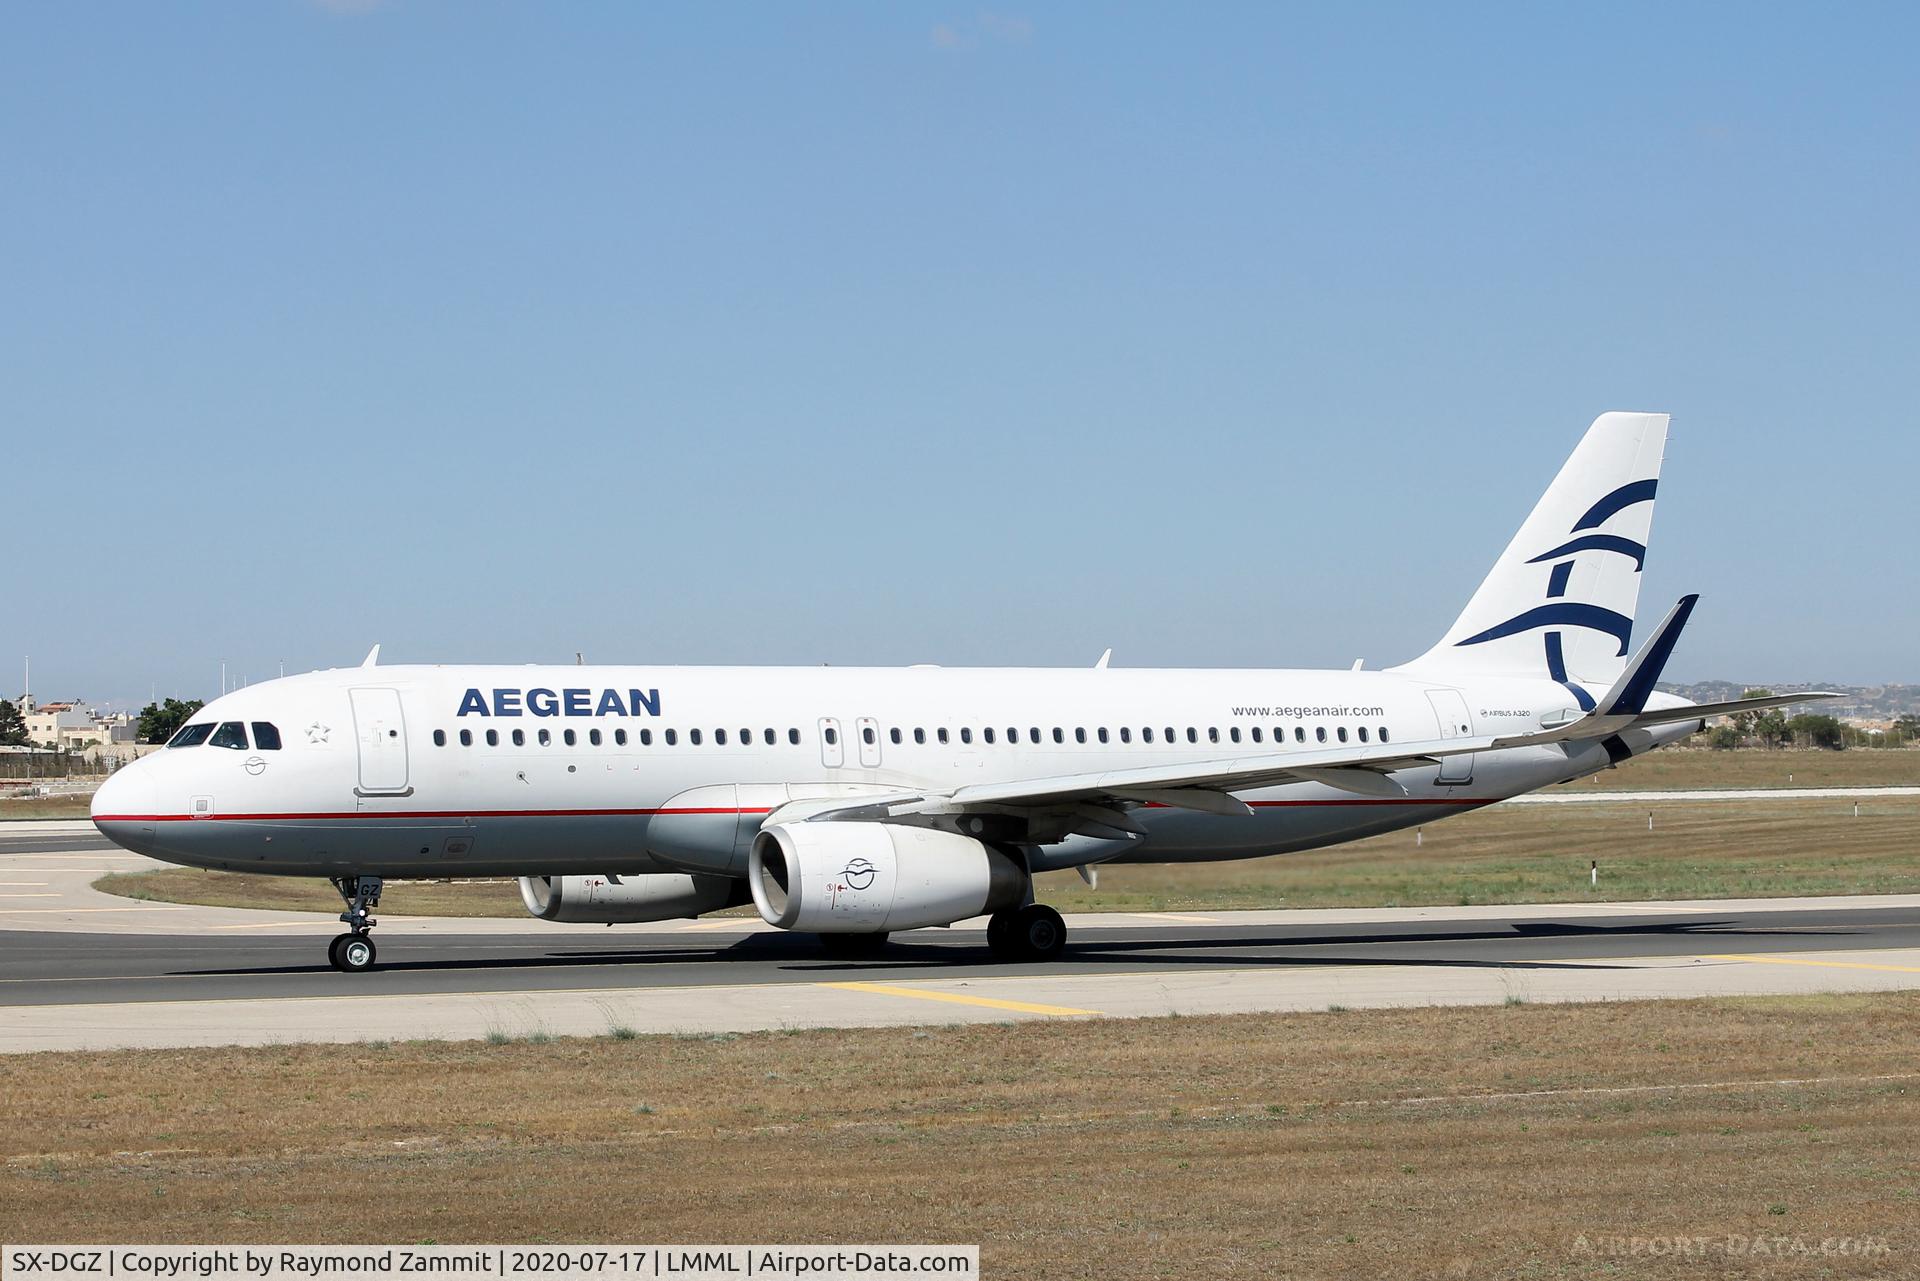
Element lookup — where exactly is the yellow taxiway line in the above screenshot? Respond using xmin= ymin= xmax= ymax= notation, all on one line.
xmin=1709 ymin=953 xmax=1920 ymax=975
xmin=823 ymin=980 xmax=1099 ymax=1017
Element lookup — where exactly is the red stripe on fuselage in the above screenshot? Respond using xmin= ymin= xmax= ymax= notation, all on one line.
xmin=91 ymin=806 xmax=776 ymax=823
xmin=93 ymin=798 xmax=1502 ymax=823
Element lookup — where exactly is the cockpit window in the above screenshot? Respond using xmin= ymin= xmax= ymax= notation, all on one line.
xmin=209 ymin=721 xmax=250 ymax=750
xmin=168 ymin=723 xmax=216 ymax=748
xmin=251 ymin=722 xmax=282 ymax=751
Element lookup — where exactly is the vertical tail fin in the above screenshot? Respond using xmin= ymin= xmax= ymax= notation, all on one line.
xmin=1392 ymin=411 xmax=1670 ymax=703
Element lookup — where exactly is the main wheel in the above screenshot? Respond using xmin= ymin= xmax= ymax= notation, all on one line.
xmin=818 ymin=931 xmax=890 ymax=958
xmin=328 ymin=932 xmax=377 ymax=973
xmin=990 ymin=905 xmax=1066 ymax=961
xmin=986 ymin=910 xmax=1019 ymax=959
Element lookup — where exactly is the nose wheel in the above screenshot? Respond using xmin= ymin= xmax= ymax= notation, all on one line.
xmin=328 ymin=932 xmax=377 ymax=972
xmin=327 ymin=875 xmax=384 ymax=973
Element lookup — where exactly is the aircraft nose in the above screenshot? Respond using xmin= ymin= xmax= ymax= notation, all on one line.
xmin=92 ymin=765 xmax=160 ymax=853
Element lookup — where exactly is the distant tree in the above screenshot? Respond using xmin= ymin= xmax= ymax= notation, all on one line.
xmin=1707 ymin=724 xmax=1740 ymax=750
xmin=1786 ymin=713 xmax=1846 ymax=750
xmin=0 ymin=699 xmax=25 ymax=747
xmin=136 ymin=698 xmax=205 ymax=745
xmin=1731 ymin=689 xmax=1790 ymax=747
xmin=1895 ymin=715 xmax=1920 ymax=745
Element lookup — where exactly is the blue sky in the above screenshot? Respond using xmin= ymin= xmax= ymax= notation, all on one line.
xmin=4 ymin=3 xmax=1915 ymax=709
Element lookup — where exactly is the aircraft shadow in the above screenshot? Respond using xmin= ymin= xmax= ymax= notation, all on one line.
xmin=164 ymin=915 xmax=1868 ymax=980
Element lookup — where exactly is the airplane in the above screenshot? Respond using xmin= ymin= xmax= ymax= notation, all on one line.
xmin=91 ymin=411 xmax=1833 ymax=972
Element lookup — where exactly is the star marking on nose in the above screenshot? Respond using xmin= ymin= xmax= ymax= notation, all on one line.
xmin=307 ymin=722 xmax=331 ymax=744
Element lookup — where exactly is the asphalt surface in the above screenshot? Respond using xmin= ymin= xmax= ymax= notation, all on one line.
xmin=0 ymin=830 xmax=113 ymax=855
xmin=5 ymin=904 xmax=1916 ymax=1008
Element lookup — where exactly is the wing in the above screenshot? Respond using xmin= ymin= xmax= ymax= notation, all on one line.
xmin=773 ymin=595 xmax=1840 ymax=844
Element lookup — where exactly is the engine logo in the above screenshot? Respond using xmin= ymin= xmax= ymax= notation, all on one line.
xmin=840 ymin=858 xmax=877 ymax=891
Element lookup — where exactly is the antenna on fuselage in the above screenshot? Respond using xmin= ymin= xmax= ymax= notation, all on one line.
xmin=361 ymin=644 xmax=381 ymax=668
xmin=1094 ymin=648 xmax=1112 ymax=670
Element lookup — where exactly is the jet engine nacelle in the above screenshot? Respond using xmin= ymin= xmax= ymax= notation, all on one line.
xmin=519 ymin=872 xmax=748 ymax=924
xmin=749 ymin=822 xmax=1026 ymax=933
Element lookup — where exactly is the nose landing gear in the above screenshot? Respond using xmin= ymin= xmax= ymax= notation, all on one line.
xmin=328 ymin=876 xmax=384 ymax=973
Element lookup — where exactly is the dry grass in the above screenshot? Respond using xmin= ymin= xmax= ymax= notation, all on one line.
xmin=92 ymin=797 xmax=1920 ymax=917
xmin=2 ymin=994 xmax=1916 ymax=1277
xmin=1042 ymin=795 xmax=1920 ymax=911
xmin=0 ymin=794 xmax=95 ymax=820
xmin=1563 ymin=747 xmax=1918 ymax=791
xmin=94 ymin=869 xmax=527 ymax=916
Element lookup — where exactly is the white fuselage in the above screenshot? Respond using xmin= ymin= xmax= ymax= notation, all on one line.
xmin=90 ymin=662 xmax=1696 ymax=879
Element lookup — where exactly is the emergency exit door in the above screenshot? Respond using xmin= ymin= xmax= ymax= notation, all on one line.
xmin=1425 ymin=689 xmax=1475 ymax=786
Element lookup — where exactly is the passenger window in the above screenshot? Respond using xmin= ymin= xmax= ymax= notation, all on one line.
xmin=690 ymin=729 xmax=703 ymax=746
xmin=251 ymin=722 xmax=282 ymax=750
xmin=937 ymin=728 xmax=950 ymax=744
xmin=538 ymin=729 xmax=552 ymax=746
xmin=1098 ymin=727 xmax=1109 ymax=744
xmin=741 ymin=728 xmax=752 ymax=746
xmin=460 ymin=729 xmax=474 ymax=747
xmin=765 ymin=729 xmax=777 ymax=745
xmin=822 ymin=727 xmax=836 ymax=746
xmin=487 ymin=729 xmax=500 ymax=746
xmin=1357 ymin=726 xmax=1368 ymax=743
xmin=862 ymin=726 xmax=876 ymax=745
xmin=1075 ymin=728 xmax=1087 ymax=744
xmin=1208 ymin=727 xmax=1220 ymax=743
xmin=1120 ymin=727 xmax=1131 ymax=743
xmin=513 ymin=729 xmax=526 ymax=746
xmin=562 ymin=729 xmax=576 ymax=746
xmin=590 ymin=728 xmax=603 ymax=746
xmin=983 ymin=727 xmax=995 ymax=744
xmin=1186 ymin=728 xmax=1198 ymax=744
xmin=1380 ymin=726 xmax=1390 ymax=743
xmin=433 ymin=729 xmax=447 ymax=747
xmin=890 ymin=727 xmax=902 ymax=745
xmin=1230 ymin=727 xmax=1241 ymax=743
xmin=665 ymin=729 xmax=678 ymax=746
xmin=1029 ymin=728 xmax=1041 ymax=744
xmin=1143 ymin=727 xmax=1155 ymax=743
xmin=960 ymin=727 xmax=973 ymax=744
xmin=167 ymin=723 xmax=216 ymax=748
xmin=1337 ymin=726 xmax=1348 ymax=743
xmin=716 ymin=729 xmax=728 ymax=746
xmin=1052 ymin=728 xmax=1064 ymax=744
xmin=788 ymin=728 xmax=800 ymax=745
xmin=615 ymin=728 xmax=627 ymax=746
xmin=638 ymin=729 xmax=651 ymax=746
xmin=1295 ymin=727 xmax=1306 ymax=743
xmin=210 ymin=721 xmax=249 ymax=750
xmin=914 ymin=728 xmax=926 ymax=745
xmin=1316 ymin=726 xmax=1328 ymax=743
xmin=1251 ymin=727 xmax=1263 ymax=743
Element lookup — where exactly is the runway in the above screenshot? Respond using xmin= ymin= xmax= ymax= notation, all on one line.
xmin=3 ymin=820 xmax=1919 ymax=1052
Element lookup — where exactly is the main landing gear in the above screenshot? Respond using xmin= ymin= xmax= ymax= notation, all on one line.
xmin=987 ymin=903 xmax=1067 ymax=962
xmin=328 ymin=875 xmax=383 ymax=973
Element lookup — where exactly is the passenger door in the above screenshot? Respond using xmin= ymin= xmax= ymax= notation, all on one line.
xmin=818 ymin=716 xmax=845 ymax=769
xmin=1425 ymin=689 xmax=1475 ymax=785
xmin=350 ymin=687 xmax=411 ymax=795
